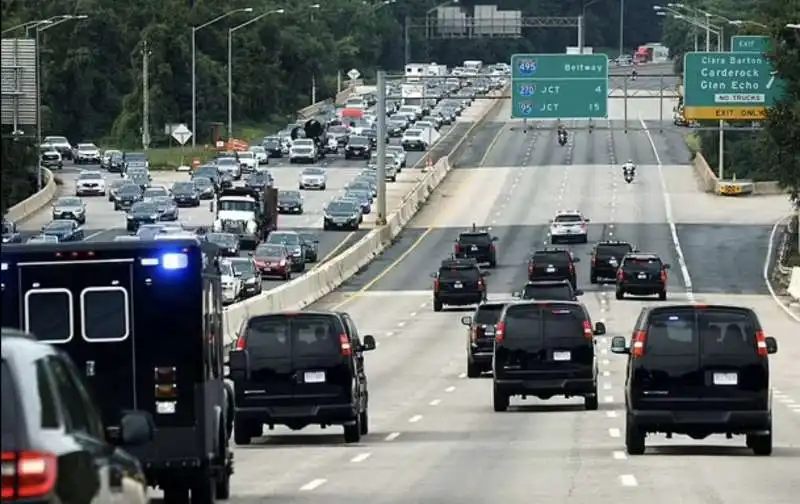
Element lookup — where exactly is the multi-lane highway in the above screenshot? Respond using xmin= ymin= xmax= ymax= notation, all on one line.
xmin=218 ymin=96 xmax=799 ymax=503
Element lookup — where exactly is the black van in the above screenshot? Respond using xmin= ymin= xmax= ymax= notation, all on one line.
xmin=492 ymin=301 xmax=605 ymax=412
xmin=611 ymin=304 xmax=777 ymax=456
xmin=432 ymin=258 xmax=489 ymax=311
xmin=229 ymin=311 xmax=376 ymax=444
xmin=461 ymin=301 xmax=509 ymax=378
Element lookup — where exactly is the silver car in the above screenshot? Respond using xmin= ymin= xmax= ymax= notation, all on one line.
xmin=298 ymin=167 xmax=327 ymax=190
xmin=75 ymin=171 xmax=106 ymax=196
xmin=51 ymin=196 xmax=86 ymax=224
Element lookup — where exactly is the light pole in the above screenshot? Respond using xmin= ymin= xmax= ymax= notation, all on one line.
xmin=785 ymin=24 xmax=800 ymax=30
xmin=309 ymin=4 xmax=321 ymax=105
xmin=191 ymin=8 xmax=253 ymax=148
xmin=619 ymin=0 xmax=625 ymax=58
xmin=1 ymin=19 xmax=52 ymax=35
xmin=35 ymin=15 xmax=88 ymax=190
xmin=227 ymin=9 xmax=284 ymax=139
xmin=728 ymin=19 xmax=769 ymax=29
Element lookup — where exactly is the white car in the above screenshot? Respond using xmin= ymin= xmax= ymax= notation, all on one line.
xmin=397 ymin=105 xmax=422 ymax=121
xmin=250 ymin=146 xmax=269 ymax=165
xmin=386 ymin=145 xmax=406 ymax=169
xmin=43 ymin=135 xmax=73 ymax=160
xmin=74 ymin=171 xmax=106 ymax=196
xmin=219 ymin=260 xmax=243 ymax=305
xmin=238 ymin=151 xmax=258 ymax=173
xmin=289 ymin=140 xmax=318 ymax=164
xmin=73 ymin=143 xmax=101 ymax=164
xmin=298 ymin=167 xmax=327 ymax=190
xmin=549 ymin=210 xmax=590 ymax=244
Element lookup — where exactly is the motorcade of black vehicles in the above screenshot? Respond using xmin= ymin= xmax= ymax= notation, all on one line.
xmin=128 ymin=171 xmax=150 ymax=190
xmin=205 ymin=232 xmax=241 ymax=257
xmin=265 ymin=231 xmax=308 ymax=272
xmin=277 ymin=190 xmax=304 ymax=214
xmin=346 ymin=179 xmax=375 ymax=200
xmin=40 ymin=220 xmax=84 ymax=242
xmin=454 ymin=224 xmax=498 ymax=268
xmin=610 ymin=304 xmax=777 ymax=456
xmin=344 ymin=135 xmax=371 ymax=159
xmin=461 ymin=300 xmax=509 ymax=378
xmin=323 ymin=199 xmax=361 ymax=231
xmin=615 ymin=253 xmax=670 ymax=300
xmin=431 ymin=258 xmax=489 ymax=312
xmin=590 ymin=240 xmax=634 ymax=283
xmin=344 ymin=189 xmax=372 ymax=215
xmin=492 ymin=301 xmax=606 ymax=412
xmin=251 ymin=243 xmax=292 ymax=280
xmin=527 ymin=248 xmax=579 ymax=289
xmin=228 ymin=257 xmax=263 ymax=298
xmin=106 ymin=150 xmax=126 ymax=172
xmin=262 ymin=136 xmax=283 ymax=157
xmin=299 ymin=232 xmax=319 ymax=262
xmin=1 ymin=328 xmax=154 ymax=504
xmin=114 ymin=183 xmax=144 ymax=211
xmin=513 ymin=279 xmax=582 ymax=301
xmin=0 ymin=239 xmax=235 ymax=501
xmin=109 ymin=179 xmax=134 ymax=203
xmin=228 ymin=311 xmax=376 ymax=444
xmin=172 ymin=181 xmax=201 ymax=207
xmin=2 ymin=218 xmax=22 ymax=244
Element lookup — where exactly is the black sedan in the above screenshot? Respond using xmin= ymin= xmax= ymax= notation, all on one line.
xmin=229 ymin=257 xmax=263 ymax=297
xmin=344 ymin=136 xmax=371 ymax=159
xmin=126 ymin=201 xmax=160 ymax=232
xmin=205 ymin=232 xmax=240 ymax=257
xmin=277 ymin=190 xmax=304 ymax=214
xmin=151 ymin=196 xmax=179 ymax=221
xmin=113 ymin=184 xmax=143 ymax=211
xmin=193 ymin=177 xmax=216 ymax=199
xmin=323 ymin=200 xmax=361 ymax=231
xmin=171 ymin=181 xmax=201 ymax=206
xmin=300 ymin=232 xmax=319 ymax=262
xmin=263 ymin=136 xmax=283 ymax=157
xmin=245 ymin=171 xmax=272 ymax=192
xmin=41 ymin=220 xmax=84 ymax=242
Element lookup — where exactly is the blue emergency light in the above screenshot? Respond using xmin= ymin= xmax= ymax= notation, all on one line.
xmin=139 ymin=253 xmax=189 ymax=270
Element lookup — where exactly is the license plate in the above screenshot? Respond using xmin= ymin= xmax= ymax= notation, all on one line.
xmin=483 ymin=326 xmax=495 ymax=335
xmin=454 ymin=282 xmax=463 ymax=289
xmin=546 ymin=266 xmax=556 ymax=273
xmin=470 ymin=245 xmax=478 ymax=251
xmin=637 ymin=272 xmax=647 ymax=279
xmin=553 ymin=351 xmax=571 ymax=361
xmin=713 ymin=372 xmax=737 ymax=386
xmin=304 ymin=371 xmax=326 ymax=383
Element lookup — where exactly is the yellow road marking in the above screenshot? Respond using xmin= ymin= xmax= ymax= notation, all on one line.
xmin=311 ymin=231 xmax=356 ymax=270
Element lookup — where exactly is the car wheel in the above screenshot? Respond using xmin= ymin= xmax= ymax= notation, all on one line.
xmin=191 ymin=476 xmax=216 ymax=504
xmin=590 ymin=273 xmax=598 ymax=284
xmin=433 ymin=299 xmax=443 ymax=312
xmin=492 ymin=385 xmax=509 ymax=412
xmin=584 ymin=386 xmax=599 ymax=411
xmin=321 ymin=184 xmax=326 ymax=190
xmin=284 ymin=271 xmax=291 ymax=281
xmin=625 ymin=414 xmax=646 ymax=455
xmin=616 ymin=287 xmax=625 ymax=300
xmin=359 ymin=409 xmax=369 ymax=435
xmin=467 ymin=360 xmax=481 ymax=378
xmin=748 ymin=427 xmax=772 ymax=456
xmin=234 ymin=421 xmax=256 ymax=446
xmin=658 ymin=289 xmax=667 ymax=301
xmin=343 ymin=416 xmax=362 ymax=443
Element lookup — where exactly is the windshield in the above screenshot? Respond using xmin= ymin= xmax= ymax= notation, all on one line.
xmin=554 ymin=214 xmax=583 ymax=223
xmin=279 ymin=191 xmax=300 ymax=200
xmin=268 ymin=233 xmax=299 ymax=246
xmin=78 ymin=172 xmax=101 ymax=180
xmin=327 ymin=202 xmax=355 ymax=213
xmin=239 ymin=152 xmax=254 ymax=159
xmin=118 ymin=185 xmax=141 ymax=195
xmin=207 ymin=233 xmax=237 ymax=246
xmin=329 ymin=126 xmax=347 ymax=134
xmin=255 ymin=244 xmax=285 ymax=257
xmin=45 ymin=136 xmax=67 ymax=143
xmin=231 ymin=260 xmax=253 ymax=274
xmin=131 ymin=203 xmax=157 ymax=213
xmin=144 ymin=188 xmax=167 ymax=197
xmin=623 ymin=256 xmax=663 ymax=272
xmin=597 ymin=244 xmax=632 ymax=258
xmin=439 ymin=267 xmax=480 ymax=281
xmin=263 ymin=137 xmax=280 ymax=146
xmin=458 ymin=233 xmax=490 ymax=245
xmin=45 ymin=221 xmax=72 ymax=230
xmin=126 ymin=153 xmax=146 ymax=161
xmin=194 ymin=178 xmax=212 ymax=188
xmin=475 ymin=304 xmax=504 ymax=325
xmin=522 ymin=284 xmax=573 ymax=300
xmin=349 ymin=137 xmax=368 ymax=146
xmin=56 ymin=197 xmax=81 ymax=206
xmin=303 ymin=168 xmax=325 ymax=175
xmin=195 ymin=167 xmax=217 ymax=177
xmin=173 ymin=182 xmax=194 ymax=192
xmin=400 ymin=107 xmax=416 ymax=113
xmin=533 ymin=252 xmax=569 ymax=266
xmin=219 ymin=200 xmax=255 ymax=212
xmin=405 ymin=130 xmax=421 ymax=137
xmin=217 ymin=158 xmax=237 ymax=166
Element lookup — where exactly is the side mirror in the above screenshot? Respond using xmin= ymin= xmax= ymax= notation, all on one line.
xmin=574 ymin=289 xmax=584 ymax=296
xmin=765 ymin=336 xmax=778 ymax=354
xmin=228 ymin=349 xmax=251 ymax=381
xmin=362 ymin=335 xmax=377 ymax=351
xmin=460 ymin=316 xmax=472 ymax=326
xmin=663 ymin=264 xmax=671 ymax=269
xmin=481 ymin=271 xmax=491 ymax=277
xmin=610 ymin=336 xmax=629 ymax=354
xmin=119 ymin=410 xmax=154 ymax=446
xmin=511 ymin=291 xmax=521 ymax=298
xmin=584 ymin=218 xmax=591 ymax=222
xmin=572 ymin=257 xmax=581 ymax=263
xmin=594 ymin=321 xmax=606 ymax=335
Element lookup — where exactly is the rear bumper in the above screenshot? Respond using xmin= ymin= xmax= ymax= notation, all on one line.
xmin=551 ymin=233 xmax=587 ymax=242
xmin=495 ymin=376 xmax=596 ymax=396
xmin=630 ymin=409 xmax=771 ymax=432
xmin=618 ymin=282 xmax=664 ymax=294
xmin=436 ymin=292 xmax=484 ymax=306
xmin=469 ymin=347 xmax=494 ymax=365
xmin=236 ymin=403 xmax=358 ymax=426
xmin=127 ymin=426 xmax=224 ymax=485
xmin=592 ymin=265 xmax=618 ymax=278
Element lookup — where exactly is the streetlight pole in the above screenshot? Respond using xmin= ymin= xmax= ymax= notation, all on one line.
xmin=579 ymin=0 xmax=603 ymax=54
xmin=191 ymin=8 xmax=253 ymax=148
xmin=619 ymin=0 xmax=625 ymax=58
xmin=227 ymin=9 xmax=284 ymax=139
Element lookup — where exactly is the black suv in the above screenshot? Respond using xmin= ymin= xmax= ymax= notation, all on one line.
xmin=344 ymin=136 xmax=371 ymax=159
xmin=610 ymin=304 xmax=778 ymax=455
xmin=461 ymin=301 xmax=509 ymax=378
xmin=615 ymin=253 xmax=670 ymax=300
xmin=454 ymin=225 xmax=498 ymax=267
xmin=528 ymin=248 xmax=579 ymax=288
xmin=492 ymin=301 xmax=605 ymax=412
xmin=1 ymin=328 xmax=153 ymax=503
xmin=432 ymin=258 xmax=489 ymax=312
xmin=514 ymin=279 xmax=582 ymax=301
xmin=590 ymin=240 xmax=634 ymax=283
xmin=229 ymin=311 xmax=376 ymax=444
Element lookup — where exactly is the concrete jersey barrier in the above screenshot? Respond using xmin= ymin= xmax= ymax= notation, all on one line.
xmin=691 ymin=152 xmax=786 ymax=196
xmin=222 ymin=85 xmax=509 ymax=345
xmin=788 ymin=267 xmax=800 ymax=301
xmin=4 ymin=168 xmax=57 ymax=223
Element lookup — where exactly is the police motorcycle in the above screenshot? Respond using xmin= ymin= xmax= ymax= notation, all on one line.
xmin=622 ymin=161 xmax=636 ymax=183
xmin=557 ymin=125 xmax=568 ymax=146
xmin=631 ymin=69 xmax=638 ymax=81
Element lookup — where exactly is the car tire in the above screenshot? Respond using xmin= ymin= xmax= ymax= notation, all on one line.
xmin=234 ymin=421 xmax=256 ymax=446
xmin=489 ymin=259 xmax=497 ymax=268
xmin=216 ymin=470 xmax=231 ymax=500
xmin=467 ymin=360 xmax=481 ymax=378
xmin=162 ymin=484 xmax=189 ymax=503
xmin=343 ymin=416 xmax=362 ymax=443
xmin=492 ymin=385 xmax=509 ymax=412
xmin=748 ymin=428 xmax=772 ymax=456
xmin=625 ymin=415 xmax=646 ymax=455
xmin=581 ymin=235 xmax=588 ymax=244
xmin=584 ymin=388 xmax=599 ymax=411
xmin=359 ymin=409 xmax=369 ymax=435
xmin=590 ymin=273 xmax=597 ymax=284
xmin=321 ymin=184 xmax=326 ymax=190
xmin=433 ymin=299 xmax=443 ymax=312
xmin=616 ymin=287 xmax=625 ymax=300
xmin=191 ymin=476 xmax=216 ymax=504
xmin=658 ymin=289 xmax=667 ymax=301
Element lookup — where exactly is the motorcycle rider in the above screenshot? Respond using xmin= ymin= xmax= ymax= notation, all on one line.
xmin=557 ymin=123 xmax=567 ymax=143
xmin=622 ymin=160 xmax=636 ymax=178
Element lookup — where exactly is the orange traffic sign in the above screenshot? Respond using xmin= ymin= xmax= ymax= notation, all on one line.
xmin=683 ymin=106 xmax=766 ymax=120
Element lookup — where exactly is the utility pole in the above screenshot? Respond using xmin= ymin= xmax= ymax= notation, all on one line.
xmin=404 ymin=15 xmax=410 ymax=65
xmin=618 ymin=0 xmax=624 ymax=57
xmin=142 ymin=39 xmax=151 ymax=151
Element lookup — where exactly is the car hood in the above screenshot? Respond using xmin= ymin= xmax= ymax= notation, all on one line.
xmin=77 ymin=179 xmax=104 ymax=184
xmin=53 ymin=206 xmax=83 ymax=213
xmin=42 ymin=229 xmax=69 ymax=235
xmin=279 ymin=199 xmax=301 ymax=205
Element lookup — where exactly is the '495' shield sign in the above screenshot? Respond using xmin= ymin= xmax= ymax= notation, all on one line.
xmin=517 ymin=59 xmax=537 ymax=76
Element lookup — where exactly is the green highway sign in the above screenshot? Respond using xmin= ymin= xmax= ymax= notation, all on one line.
xmin=683 ymin=51 xmax=784 ymax=120
xmin=510 ymin=53 xmax=608 ymax=119
xmin=731 ymin=35 xmax=771 ymax=54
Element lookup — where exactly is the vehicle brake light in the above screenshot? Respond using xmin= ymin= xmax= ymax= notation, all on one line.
xmin=495 ymin=322 xmax=506 ymax=343
xmin=236 ymin=337 xmax=246 ymax=349
xmin=339 ymin=334 xmax=352 ymax=356
xmin=755 ymin=331 xmax=768 ymax=357
xmin=568 ymin=262 xmax=574 ymax=272
xmin=591 ymin=255 xmax=596 ymax=266
xmin=617 ymin=269 xmax=625 ymax=281
xmin=454 ymin=244 xmax=461 ymax=254
xmin=477 ymin=279 xmax=484 ymax=290
xmin=1 ymin=451 xmax=57 ymax=499
xmin=660 ymin=269 xmax=667 ymax=282
xmin=433 ymin=279 xmax=440 ymax=292
xmin=488 ymin=244 xmax=495 ymax=252
xmin=471 ymin=326 xmax=478 ymax=341
xmin=582 ymin=320 xmax=593 ymax=340
xmin=632 ymin=330 xmax=646 ymax=358
xmin=528 ymin=263 xmax=534 ymax=274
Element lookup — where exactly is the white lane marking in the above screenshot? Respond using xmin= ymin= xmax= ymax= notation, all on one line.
xmin=429 ymin=399 xmax=441 ymax=406
xmin=619 ymin=474 xmax=639 ymax=487
xmin=386 ymin=331 xmax=394 ymax=337
xmin=603 ymin=371 xmax=611 ymax=377
xmin=602 ymin=359 xmax=610 ymax=366
xmin=409 ymin=415 xmax=423 ymax=423
xmin=299 ymin=479 xmax=327 ymax=491
xmin=409 ymin=312 xmax=417 ymax=317
xmin=604 ymin=395 xmax=614 ymax=403
xmin=603 ymin=383 xmax=612 ymax=390
xmin=385 ymin=432 xmax=401 ymax=441
xmin=613 ymin=450 xmax=628 ymax=460
xmin=397 ymin=321 xmax=406 ymax=327
xmin=764 ymin=217 xmax=800 ymax=323
xmin=458 ymin=373 xmax=466 ymax=379
xmin=601 ymin=348 xmax=608 ymax=356
xmin=780 ymin=397 xmax=795 ymax=404
xmin=85 ymin=229 xmax=108 ymax=240
xmin=608 ymin=428 xmax=622 ymax=438
xmin=639 ymin=115 xmax=694 ymax=302
xmin=350 ymin=453 xmax=371 ymax=463
xmin=445 ymin=386 xmax=456 ymax=392
xmin=420 ymin=302 xmax=427 ymax=308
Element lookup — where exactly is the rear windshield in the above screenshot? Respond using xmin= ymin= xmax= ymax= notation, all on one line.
xmin=645 ymin=309 xmax=757 ymax=356
xmin=475 ymin=304 xmax=504 ymax=324
xmin=533 ymin=252 xmax=569 ymax=266
xmin=522 ymin=284 xmax=573 ymax=300
xmin=458 ymin=233 xmax=491 ymax=245
xmin=439 ymin=267 xmax=480 ymax=281
xmin=624 ymin=257 xmax=662 ymax=272
xmin=504 ymin=304 xmax=585 ymax=341
xmin=244 ymin=315 xmax=342 ymax=357
xmin=596 ymin=244 xmax=632 ymax=258
xmin=554 ymin=214 xmax=582 ymax=223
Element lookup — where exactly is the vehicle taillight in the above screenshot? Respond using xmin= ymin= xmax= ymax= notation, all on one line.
xmin=339 ymin=334 xmax=352 ymax=356
xmin=632 ymin=330 xmax=647 ymax=358
xmin=528 ymin=262 xmax=534 ymax=274
xmin=568 ymin=262 xmax=574 ymax=272
xmin=755 ymin=331 xmax=768 ymax=357
xmin=617 ymin=269 xmax=625 ymax=281
xmin=488 ymin=244 xmax=495 ymax=252
xmin=477 ymin=279 xmax=484 ymax=290
xmin=591 ymin=255 xmax=596 ymax=266
xmin=236 ymin=337 xmax=246 ymax=349
xmin=1 ymin=451 xmax=57 ymax=500
xmin=454 ymin=244 xmax=461 ymax=254
xmin=582 ymin=320 xmax=593 ymax=340
xmin=495 ymin=322 xmax=506 ymax=343
xmin=660 ymin=269 xmax=667 ymax=283
xmin=471 ymin=326 xmax=478 ymax=341
xmin=433 ymin=279 xmax=440 ymax=292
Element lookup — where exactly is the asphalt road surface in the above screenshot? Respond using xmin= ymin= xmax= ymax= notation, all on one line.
xmin=216 ymin=97 xmax=799 ymax=503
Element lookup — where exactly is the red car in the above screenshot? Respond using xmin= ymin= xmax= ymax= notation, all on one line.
xmin=253 ymin=243 xmax=292 ymax=280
